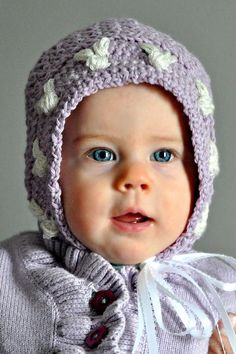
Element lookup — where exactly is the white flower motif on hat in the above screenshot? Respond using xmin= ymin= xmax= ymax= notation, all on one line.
xmin=40 ymin=218 xmax=59 ymax=239
xmin=29 ymin=199 xmax=45 ymax=220
xmin=139 ymin=43 xmax=177 ymax=71
xmin=32 ymin=138 xmax=48 ymax=178
xmin=196 ymin=79 xmax=215 ymax=116
xmin=29 ymin=199 xmax=58 ymax=239
xmin=36 ymin=78 xmax=59 ymax=115
xmin=209 ymin=140 xmax=220 ymax=177
xmin=194 ymin=204 xmax=210 ymax=237
xmin=74 ymin=37 xmax=111 ymax=71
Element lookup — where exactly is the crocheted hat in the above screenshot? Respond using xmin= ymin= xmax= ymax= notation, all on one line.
xmin=24 ymin=17 xmax=219 ymax=260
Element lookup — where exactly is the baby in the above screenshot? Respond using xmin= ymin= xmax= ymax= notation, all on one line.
xmin=1 ymin=17 xmax=236 ymax=353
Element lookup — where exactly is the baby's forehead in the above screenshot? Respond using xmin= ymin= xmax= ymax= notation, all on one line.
xmin=69 ymin=83 xmax=185 ymax=121
xmin=62 ymin=83 xmax=192 ymax=149
xmin=78 ymin=82 xmax=182 ymax=107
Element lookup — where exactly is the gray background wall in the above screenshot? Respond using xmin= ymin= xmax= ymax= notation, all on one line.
xmin=0 ymin=0 xmax=235 ymax=256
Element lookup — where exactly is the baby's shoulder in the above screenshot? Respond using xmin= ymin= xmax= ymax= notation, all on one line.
xmin=0 ymin=233 xmax=57 ymax=351
xmin=0 ymin=231 xmax=53 ymax=291
xmin=0 ymin=231 xmax=41 ymax=263
xmin=191 ymin=251 xmax=236 ymax=282
xmin=171 ymin=251 xmax=236 ymax=318
xmin=0 ymin=232 xmax=32 ymax=268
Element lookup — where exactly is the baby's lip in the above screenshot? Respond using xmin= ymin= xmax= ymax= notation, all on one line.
xmin=112 ymin=208 xmax=154 ymax=221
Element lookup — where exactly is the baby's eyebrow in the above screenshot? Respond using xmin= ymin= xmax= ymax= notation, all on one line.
xmin=149 ymin=136 xmax=183 ymax=144
xmin=73 ymin=134 xmax=115 ymax=143
xmin=72 ymin=134 xmax=183 ymax=145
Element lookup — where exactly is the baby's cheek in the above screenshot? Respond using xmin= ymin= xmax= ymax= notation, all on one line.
xmin=71 ymin=183 xmax=107 ymax=224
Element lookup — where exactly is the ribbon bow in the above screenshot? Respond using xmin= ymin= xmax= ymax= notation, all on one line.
xmin=132 ymin=253 xmax=236 ymax=354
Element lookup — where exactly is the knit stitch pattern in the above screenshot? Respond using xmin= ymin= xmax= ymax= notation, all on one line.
xmin=1 ymin=232 xmax=236 ymax=353
xmin=2 ymin=17 xmax=235 ymax=354
xmin=24 ymin=17 xmax=218 ymax=260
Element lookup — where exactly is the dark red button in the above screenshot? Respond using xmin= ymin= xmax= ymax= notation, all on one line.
xmin=90 ymin=290 xmax=116 ymax=315
xmin=85 ymin=325 xmax=108 ymax=349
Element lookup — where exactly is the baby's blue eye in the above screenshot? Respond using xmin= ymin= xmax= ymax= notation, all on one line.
xmin=153 ymin=149 xmax=173 ymax=162
xmin=89 ymin=148 xmax=115 ymax=161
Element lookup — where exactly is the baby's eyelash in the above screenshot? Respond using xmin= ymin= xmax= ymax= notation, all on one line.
xmin=151 ymin=149 xmax=175 ymax=163
xmin=86 ymin=147 xmax=178 ymax=163
xmin=87 ymin=148 xmax=116 ymax=162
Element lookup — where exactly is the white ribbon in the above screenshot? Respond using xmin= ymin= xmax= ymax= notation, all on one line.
xmin=132 ymin=253 xmax=236 ymax=354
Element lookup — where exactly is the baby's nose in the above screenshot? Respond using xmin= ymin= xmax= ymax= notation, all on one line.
xmin=115 ymin=162 xmax=153 ymax=192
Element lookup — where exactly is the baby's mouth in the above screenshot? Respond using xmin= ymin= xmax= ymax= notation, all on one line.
xmin=113 ymin=213 xmax=151 ymax=224
xmin=111 ymin=212 xmax=154 ymax=233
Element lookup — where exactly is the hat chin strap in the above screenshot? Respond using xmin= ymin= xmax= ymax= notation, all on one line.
xmin=132 ymin=253 xmax=236 ymax=354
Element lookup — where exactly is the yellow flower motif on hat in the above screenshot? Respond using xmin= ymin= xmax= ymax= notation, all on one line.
xmin=139 ymin=43 xmax=177 ymax=71
xmin=74 ymin=37 xmax=111 ymax=71
xmin=36 ymin=78 xmax=59 ymax=115
xmin=32 ymin=138 xmax=48 ymax=178
xmin=196 ymin=79 xmax=215 ymax=116
xmin=29 ymin=199 xmax=58 ymax=239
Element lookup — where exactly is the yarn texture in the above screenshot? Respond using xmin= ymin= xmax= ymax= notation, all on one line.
xmin=24 ymin=17 xmax=218 ymax=259
xmin=1 ymin=17 xmax=235 ymax=354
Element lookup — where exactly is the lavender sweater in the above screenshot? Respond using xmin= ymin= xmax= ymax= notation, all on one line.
xmin=1 ymin=231 xmax=236 ymax=354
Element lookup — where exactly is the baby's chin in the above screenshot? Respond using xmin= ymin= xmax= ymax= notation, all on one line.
xmin=101 ymin=249 xmax=158 ymax=267
xmin=83 ymin=238 xmax=163 ymax=266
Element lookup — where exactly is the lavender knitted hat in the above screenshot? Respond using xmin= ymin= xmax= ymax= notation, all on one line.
xmin=24 ymin=17 xmax=219 ymax=260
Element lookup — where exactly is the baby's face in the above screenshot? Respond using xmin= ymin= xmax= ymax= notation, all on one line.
xmin=60 ymin=83 xmax=197 ymax=265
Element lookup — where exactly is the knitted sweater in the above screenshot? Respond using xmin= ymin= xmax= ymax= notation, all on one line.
xmin=2 ymin=16 xmax=236 ymax=354
xmin=1 ymin=231 xmax=236 ymax=353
